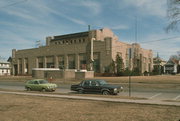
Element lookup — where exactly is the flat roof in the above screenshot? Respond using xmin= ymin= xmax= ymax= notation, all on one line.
xmin=51 ymin=31 xmax=89 ymax=41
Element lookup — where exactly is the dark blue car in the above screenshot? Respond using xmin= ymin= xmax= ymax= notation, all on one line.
xmin=71 ymin=79 xmax=123 ymax=95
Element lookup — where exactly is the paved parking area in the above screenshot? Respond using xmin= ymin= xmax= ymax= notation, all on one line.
xmin=57 ymin=88 xmax=180 ymax=101
xmin=120 ymin=91 xmax=180 ymax=101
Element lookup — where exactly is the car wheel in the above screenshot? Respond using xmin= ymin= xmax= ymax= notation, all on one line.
xmin=26 ymin=87 xmax=31 ymax=91
xmin=41 ymin=88 xmax=46 ymax=92
xmin=78 ymin=89 xmax=84 ymax=94
xmin=102 ymin=90 xmax=110 ymax=95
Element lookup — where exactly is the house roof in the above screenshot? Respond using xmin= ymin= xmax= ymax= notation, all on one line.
xmin=0 ymin=59 xmax=9 ymax=64
xmin=165 ymin=59 xmax=179 ymax=66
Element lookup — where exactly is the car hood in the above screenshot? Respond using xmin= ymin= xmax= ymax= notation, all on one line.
xmin=102 ymin=84 xmax=120 ymax=89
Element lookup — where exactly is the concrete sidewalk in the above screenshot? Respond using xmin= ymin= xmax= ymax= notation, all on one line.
xmin=0 ymin=90 xmax=179 ymax=106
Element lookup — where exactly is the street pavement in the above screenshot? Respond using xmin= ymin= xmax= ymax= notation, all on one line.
xmin=0 ymin=90 xmax=179 ymax=106
xmin=0 ymin=81 xmax=180 ymax=103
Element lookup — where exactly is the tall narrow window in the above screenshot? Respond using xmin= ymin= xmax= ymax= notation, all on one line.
xmin=38 ymin=57 xmax=43 ymax=68
xmin=68 ymin=54 xmax=75 ymax=69
xmin=58 ymin=56 xmax=64 ymax=69
xmin=46 ymin=56 xmax=54 ymax=68
xmin=79 ymin=53 xmax=86 ymax=69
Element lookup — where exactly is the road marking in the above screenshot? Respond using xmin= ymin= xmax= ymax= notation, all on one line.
xmin=173 ymin=95 xmax=180 ymax=100
xmin=149 ymin=93 xmax=162 ymax=99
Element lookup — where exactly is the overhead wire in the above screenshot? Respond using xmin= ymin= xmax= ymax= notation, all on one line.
xmin=140 ymin=36 xmax=180 ymax=44
xmin=0 ymin=0 xmax=28 ymax=9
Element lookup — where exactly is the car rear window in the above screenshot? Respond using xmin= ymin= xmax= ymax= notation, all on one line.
xmin=39 ymin=80 xmax=48 ymax=84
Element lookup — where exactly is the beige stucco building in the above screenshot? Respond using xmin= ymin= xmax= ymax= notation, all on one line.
xmin=11 ymin=28 xmax=153 ymax=75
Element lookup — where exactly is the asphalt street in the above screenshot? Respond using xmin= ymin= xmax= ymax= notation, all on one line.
xmin=0 ymin=81 xmax=179 ymax=101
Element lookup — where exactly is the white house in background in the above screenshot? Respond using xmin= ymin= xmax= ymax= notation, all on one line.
xmin=0 ymin=60 xmax=11 ymax=76
xmin=164 ymin=59 xmax=179 ymax=74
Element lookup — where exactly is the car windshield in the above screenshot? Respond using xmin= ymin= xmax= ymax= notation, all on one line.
xmin=39 ymin=80 xmax=48 ymax=84
xmin=98 ymin=80 xmax=107 ymax=85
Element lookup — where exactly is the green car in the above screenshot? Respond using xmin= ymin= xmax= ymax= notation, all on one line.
xmin=25 ymin=79 xmax=57 ymax=92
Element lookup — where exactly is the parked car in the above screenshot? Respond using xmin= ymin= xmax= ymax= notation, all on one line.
xmin=71 ymin=79 xmax=123 ymax=95
xmin=25 ymin=79 xmax=57 ymax=92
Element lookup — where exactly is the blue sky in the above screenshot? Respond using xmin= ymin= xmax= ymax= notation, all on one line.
xmin=0 ymin=0 xmax=179 ymax=61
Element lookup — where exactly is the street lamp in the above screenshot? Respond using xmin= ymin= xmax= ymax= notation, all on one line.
xmin=90 ymin=38 xmax=95 ymax=71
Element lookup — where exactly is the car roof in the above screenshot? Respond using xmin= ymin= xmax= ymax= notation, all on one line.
xmin=28 ymin=79 xmax=45 ymax=82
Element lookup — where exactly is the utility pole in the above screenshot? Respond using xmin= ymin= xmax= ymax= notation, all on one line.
xmin=129 ymin=73 xmax=131 ymax=97
xmin=135 ymin=16 xmax=138 ymax=43
xmin=88 ymin=25 xmax=91 ymax=32
xmin=88 ymin=25 xmax=94 ymax=71
xmin=157 ymin=52 xmax=161 ymax=75
xmin=129 ymin=16 xmax=138 ymax=97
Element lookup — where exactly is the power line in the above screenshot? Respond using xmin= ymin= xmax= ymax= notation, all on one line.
xmin=140 ymin=36 xmax=180 ymax=44
xmin=0 ymin=0 xmax=28 ymax=9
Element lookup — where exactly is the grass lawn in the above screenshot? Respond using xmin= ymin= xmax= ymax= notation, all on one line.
xmin=0 ymin=94 xmax=180 ymax=121
xmin=0 ymin=75 xmax=180 ymax=84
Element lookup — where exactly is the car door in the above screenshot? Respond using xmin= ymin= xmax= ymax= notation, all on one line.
xmin=32 ymin=80 xmax=40 ymax=91
xmin=82 ymin=80 xmax=91 ymax=92
xmin=90 ymin=80 xmax=101 ymax=93
xmin=83 ymin=80 xmax=101 ymax=93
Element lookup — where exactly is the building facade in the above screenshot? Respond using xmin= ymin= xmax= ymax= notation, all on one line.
xmin=0 ymin=60 xmax=11 ymax=76
xmin=164 ymin=59 xmax=180 ymax=74
xmin=153 ymin=56 xmax=166 ymax=74
xmin=11 ymin=28 xmax=153 ymax=75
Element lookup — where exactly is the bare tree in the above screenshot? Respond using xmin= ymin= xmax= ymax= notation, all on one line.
xmin=177 ymin=50 xmax=180 ymax=56
xmin=167 ymin=0 xmax=180 ymax=32
xmin=170 ymin=51 xmax=180 ymax=60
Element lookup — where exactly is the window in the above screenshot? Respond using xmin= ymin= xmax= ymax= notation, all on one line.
xmin=83 ymin=81 xmax=90 ymax=86
xmin=58 ymin=56 xmax=64 ymax=69
xmin=47 ymin=63 xmax=54 ymax=68
xmin=79 ymin=54 xmax=87 ymax=69
xmin=38 ymin=57 xmax=43 ymax=68
xmin=83 ymin=38 xmax=85 ymax=42
xmin=46 ymin=56 xmax=54 ymax=68
xmin=93 ymin=53 xmax=100 ymax=72
xmin=18 ymin=58 xmax=22 ymax=74
xmin=91 ymin=80 xmax=98 ymax=86
xmin=68 ymin=55 xmax=75 ymax=69
xmin=38 ymin=63 xmax=43 ymax=68
xmin=39 ymin=80 xmax=48 ymax=84
xmin=34 ymin=81 xmax=39 ymax=84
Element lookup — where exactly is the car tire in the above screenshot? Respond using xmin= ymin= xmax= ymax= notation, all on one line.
xmin=26 ymin=87 xmax=31 ymax=91
xmin=41 ymin=88 xmax=46 ymax=92
xmin=102 ymin=90 xmax=110 ymax=95
xmin=78 ymin=89 xmax=84 ymax=94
